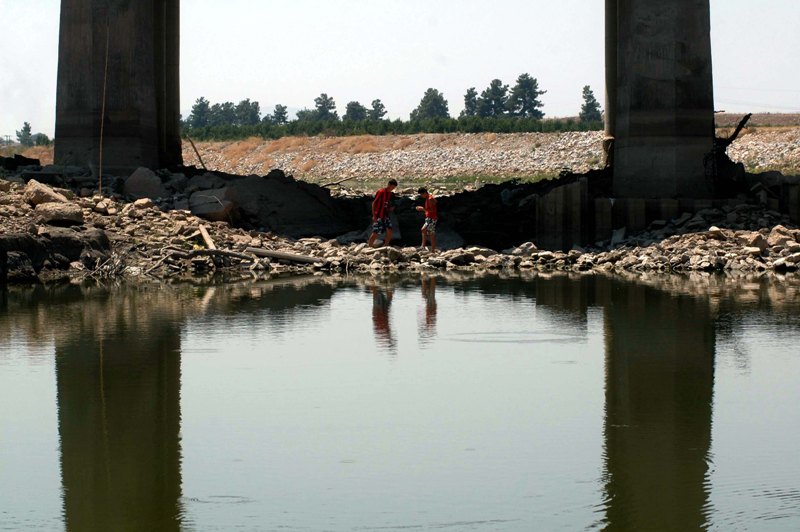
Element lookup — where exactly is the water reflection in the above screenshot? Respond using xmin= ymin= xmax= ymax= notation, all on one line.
xmin=418 ymin=276 xmax=438 ymax=343
xmin=601 ymin=280 xmax=715 ymax=531
xmin=55 ymin=290 xmax=183 ymax=530
xmin=1 ymin=272 xmax=799 ymax=530
xmin=370 ymin=283 xmax=396 ymax=352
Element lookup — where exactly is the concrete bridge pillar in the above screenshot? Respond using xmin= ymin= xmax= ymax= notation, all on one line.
xmin=55 ymin=0 xmax=182 ymax=173
xmin=608 ymin=0 xmax=715 ymax=199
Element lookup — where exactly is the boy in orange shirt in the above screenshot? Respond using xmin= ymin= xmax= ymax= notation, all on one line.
xmin=368 ymin=179 xmax=398 ymax=247
xmin=415 ymin=187 xmax=438 ymax=252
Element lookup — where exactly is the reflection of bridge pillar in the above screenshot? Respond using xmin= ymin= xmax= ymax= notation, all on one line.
xmin=55 ymin=312 xmax=182 ymax=530
xmin=55 ymin=0 xmax=182 ymax=172
xmin=610 ymin=0 xmax=715 ymax=198
xmin=602 ymin=282 xmax=715 ymax=529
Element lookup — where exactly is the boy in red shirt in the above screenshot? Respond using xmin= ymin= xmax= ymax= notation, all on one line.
xmin=415 ymin=187 xmax=438 ymax=252
xmin=368 ymin=179 xmax=398 ymax=247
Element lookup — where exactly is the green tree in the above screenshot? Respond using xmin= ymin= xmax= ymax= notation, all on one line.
xmin=507 ymin=73 xmax=546 ymax=119
xmin=16 ymin=122 xmax=33 ymax=146
xmin=343 ymin=101 xmax=368 ymax=121
xmin=295 ymin=108 xmax=315 ymax=122
xmin=208 ymin=101 xmax=236 ymax=126
xmin=367 ymin=99 xmax=387 ymax=121
xmin=314 ymin=93 xmax=339 ymax=121
xmin=33 ymin=132 xmax=51 ymax=146
xmin=477 ymin=80 xmax=508 ymax=118
xmin=235 ymin=98 xmax=261 ymax=126
xmin=272 ymin=104 xmax=288 ymax=125
xmin=579 ymin=85 xmax=602 ymax=123
xmin=188 ymin=97 xmax=210 ymax=128
xmin=460 ymin=87 xmax=478 ymax=118
xmin=410 ymin=88 xmax=450 ymax=121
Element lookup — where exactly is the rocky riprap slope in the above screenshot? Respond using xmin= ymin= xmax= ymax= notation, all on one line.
xmin=2 ymin=178 xmax=799 ymax=285
xmin=181 ymin=128 xmax=800 ymax=186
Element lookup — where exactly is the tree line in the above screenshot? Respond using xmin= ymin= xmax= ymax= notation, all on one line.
xmin=183 ymin=75 xmax=603 ymax=141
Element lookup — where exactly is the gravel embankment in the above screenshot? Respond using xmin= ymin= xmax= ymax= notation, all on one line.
xmin=181 ymin=129 xmax=800 ymax=186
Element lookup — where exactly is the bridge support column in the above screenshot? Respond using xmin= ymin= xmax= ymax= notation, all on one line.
xmin=610 ymin=0 xmax=715 ymax=198
xmin=55 ymin=0 xmax=182 ymax=174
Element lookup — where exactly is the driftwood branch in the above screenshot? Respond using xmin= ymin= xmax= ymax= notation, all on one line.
xmin=146 ymin=247 xmax=254 ymax=275
xmin=198 ymin=224 xmax=217 ymax=250
xmin=717 ymin=113 xmax=753 ymax=150
xmin=246 ymin=247 xmax=321 ymax=264
xmin=322 ymin=175 xmax=358 ymax=188
xmin=184 ymin=134 xmax=208 ymax=171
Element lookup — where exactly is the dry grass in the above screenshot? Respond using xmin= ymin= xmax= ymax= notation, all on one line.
xmin=299 ymin=159 xmax=318 ymax=172
xmin=25 ymin=146 xmax=54 ymax=164
xmin=393 ymin=137 xmax=415 ymax=150
xmin=222 ymin=137 xmax=262 ymax=160
xmin=716 ymin=113 xmax=800 ymax=128
xmin=264 ymin=136 xmax=309 ymax=153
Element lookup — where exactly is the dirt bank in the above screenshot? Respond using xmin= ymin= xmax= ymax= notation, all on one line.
xmin=13 ymin=127 xmax=800 ymax=193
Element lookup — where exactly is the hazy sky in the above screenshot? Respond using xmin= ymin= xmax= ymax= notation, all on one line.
xmin=1 ymin=0 xmax=799 ymax=138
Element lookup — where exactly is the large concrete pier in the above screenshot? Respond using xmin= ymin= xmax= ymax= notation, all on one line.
xmin=607 ymin=0 xmax=716 ymax=199
xmin=55 ymin=0 xmax=182 ymax=172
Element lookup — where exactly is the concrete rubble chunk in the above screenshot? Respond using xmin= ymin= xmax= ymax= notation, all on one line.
xmin=186 ymin=172 xmax=226 ymax=192
xmin=133 ymin=198 xmax=155 ymax=209
xmin=23 ymin=179 xmax=69 ymax=206
xmin=35 ymin=202 xmax=84 ymax=225
xmin=123 ymin=167 xmax=168 ymax=200
xmin=768 ymin=225 xmax=795 ymax=247
xmin=189 ymin=188 xmax=236 ymax=222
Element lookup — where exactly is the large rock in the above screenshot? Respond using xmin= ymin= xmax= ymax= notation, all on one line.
xmin=226 ymin=173 xmax=353 ymax=237
xmin=23 ymin=179 xmax=69 ymax=206
xmin=40 ymin=227 xmax=110 ymax=263
xmin=1 ymin=229 xmax=110 ymax=283
xmin=35 ymin=202 xmax=84 ymax=225
xmin=432 ymin=227 xmax=465 ymax=251
xmin=5 ymin=252 xmax=38 ymax=283
xmin=767 ymin=225 xmax=795 ymax=247
xmin=186 ymin=172 xmax=226 ymax=193
xmin=189 ymin=188 xmax=236 ymax=222
xmin=123 ymin=167 xmax=168 ymax=199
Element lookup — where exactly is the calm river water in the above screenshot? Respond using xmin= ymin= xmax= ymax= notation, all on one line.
xmin=1 ymin=273 xmax=799 ymax=531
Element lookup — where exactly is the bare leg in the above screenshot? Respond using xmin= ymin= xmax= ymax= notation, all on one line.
xmin=384 ymin=229 xmax=393 ymax=246
xmin=430 ymin=232 xmax=437 ymax=252
xmin=420 ymin=229 xmax=427 ymax=249
xmin=368 ymin=232 xmax=378 ymax=247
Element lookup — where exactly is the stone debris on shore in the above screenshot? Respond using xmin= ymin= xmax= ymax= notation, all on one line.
xmin=2 ymin=177 xmax=799 ymax=285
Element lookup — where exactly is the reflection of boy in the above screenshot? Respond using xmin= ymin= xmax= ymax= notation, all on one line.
xmin=368 ymin=179 xmax=398 ymax=247
xmin=415 ymin=187 xmax=438 ymax=252
xmin=421 ymin=276 xmax=437 ymax=333
xmin=371 ymin=285 xmax=395 ymax=349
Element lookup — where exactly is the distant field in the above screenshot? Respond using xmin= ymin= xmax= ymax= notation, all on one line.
xmin=715 ymin=112 xmax=800 ymax=128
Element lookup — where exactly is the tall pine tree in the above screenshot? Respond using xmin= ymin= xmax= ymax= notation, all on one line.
xmin=579 ymin=85 xmax=602 ymax=123
xmin=507 ymin=74 xmax=546 ymax=119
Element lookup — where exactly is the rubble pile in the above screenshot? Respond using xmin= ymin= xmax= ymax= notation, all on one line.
xmin=2 ymin=176 xmax=799 ymax=285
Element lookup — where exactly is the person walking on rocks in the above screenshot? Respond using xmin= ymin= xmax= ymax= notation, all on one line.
xmin=415 ymin=187 xmax=438 ymax=252
xmin=368 ymin=179 xmax=398 ymax=247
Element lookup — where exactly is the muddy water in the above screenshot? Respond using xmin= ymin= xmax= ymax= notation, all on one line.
xmin=1 ymin=274 xmax=799 ymax=531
